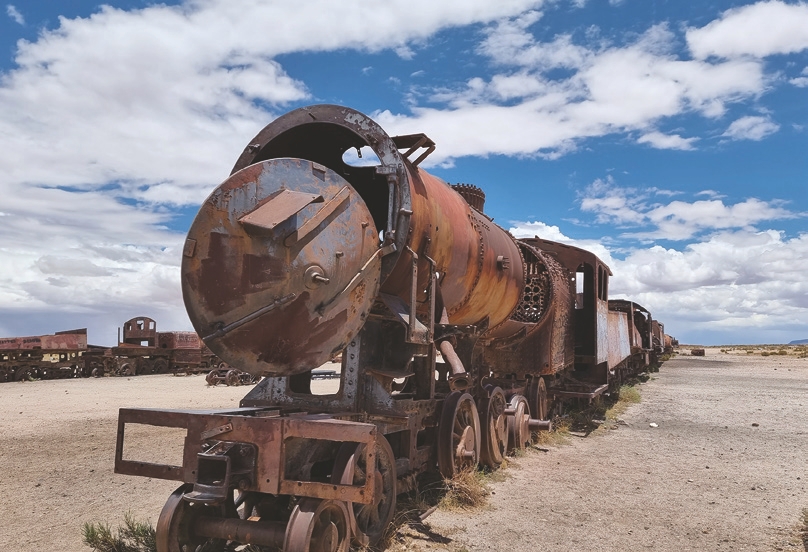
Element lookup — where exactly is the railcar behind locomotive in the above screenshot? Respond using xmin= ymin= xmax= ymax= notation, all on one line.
xmin=113 ymin=104 xmax=673 ymax=552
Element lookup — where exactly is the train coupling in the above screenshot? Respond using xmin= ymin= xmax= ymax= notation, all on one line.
xmin=185 ymin=440 xmax=257 ymax=505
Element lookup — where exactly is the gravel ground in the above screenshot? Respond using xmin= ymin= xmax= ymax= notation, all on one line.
xmin=0 ymin=351 xmax=806 ymax=552
xmin=415 ymin=350 xmax=808 ymax=551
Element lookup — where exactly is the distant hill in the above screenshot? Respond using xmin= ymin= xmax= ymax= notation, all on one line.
xmin=789 ymin=339 xmax=808 ymax=345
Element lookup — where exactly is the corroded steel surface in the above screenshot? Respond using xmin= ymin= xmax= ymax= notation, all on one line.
xmin=606 ymin=310 xmax=632 ymax=369
xmin=182 ymin=158 xmax=382 ymax=377
xmin=0 ymin=329 xmax=87 ymax=351
xmin=381 ymin=168 xmax=524 ymax=333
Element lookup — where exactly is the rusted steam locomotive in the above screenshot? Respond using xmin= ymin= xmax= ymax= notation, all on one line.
xmin=82 ymin=316 xmax=222 ymax=377
xmin=114 ymin=105 xmax=673 ymax=552
xmin=0 ymin=317 xmax=222 ymax=381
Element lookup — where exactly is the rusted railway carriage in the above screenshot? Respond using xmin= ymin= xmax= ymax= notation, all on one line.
xmin=0 ymin=328 xmax=87 ymax=382
xmin=114 ymin=105 xmax=673 ymax=551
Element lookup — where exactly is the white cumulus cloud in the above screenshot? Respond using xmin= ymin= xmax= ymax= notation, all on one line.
xmin=722 ymin=115 xmax=780 ymax=141
xmin=687 ymin=1 xmax=808 ymax=60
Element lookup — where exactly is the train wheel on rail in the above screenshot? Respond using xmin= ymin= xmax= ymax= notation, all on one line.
xmin=331 ymin=436 xmax=397 ymax=547
xmin=438 ymin=391 xmax=481 ymax=478
xmin=478 ymin=386 xmax=507 ymax=469
xmin=506 ymin=394 xmax=531 ymax=453
xmin=527 ymin=377 xmax=549 ymax=421
xmin=284 ymin=497 xmax=351 ymax=552
xmin=156 ymin=484 xmax=226 ymax=552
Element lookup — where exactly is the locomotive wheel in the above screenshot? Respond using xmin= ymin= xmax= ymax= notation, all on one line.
xmin=206 ymin=369 xmax=218 ymax=386
xmin=506 ymin=394 xmax=531 ymax=453
xmin=225 ymin=369 xmax=241 ymax=387
xmin=527 ymin=377 xmax=549 ymax=421
xmin=284 ymin=498 xmax=350 ymax=552
xmin=156 ymin=484 xmax=225 ymax=552
xmin=137 ymin=358 xmax=155 ymax=375
xmin=153 ymin=358 xmax=170 ymax=374
xmin=438 ymin=391 xmax=481 ymax=478
xmin=331 ymin=437 xmax=397 ymax=547
xmin=14 ymin=365 xmax=36 ymax=381
xmin=118 ymin=361 xmax=135 ymax=376
xmin=478 ymin=386 xmax=507 ymax=469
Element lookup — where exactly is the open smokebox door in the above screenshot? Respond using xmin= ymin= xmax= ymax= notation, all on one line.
xmin=181 ymin=158 xmax=382 ymax=377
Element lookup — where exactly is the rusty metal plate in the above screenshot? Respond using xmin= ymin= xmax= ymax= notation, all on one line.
xmin=182 ymin=158 xmax=382 ymax=377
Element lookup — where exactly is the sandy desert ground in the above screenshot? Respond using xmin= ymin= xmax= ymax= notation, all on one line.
xmin=0 ymin=350 xmax=806 ymax=551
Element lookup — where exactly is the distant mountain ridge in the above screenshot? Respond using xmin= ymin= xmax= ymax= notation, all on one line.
xmin=789 ymin=339 xmax=808 ymax=345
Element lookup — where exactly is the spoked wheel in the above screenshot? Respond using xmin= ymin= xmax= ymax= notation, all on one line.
xmin=478 ymin=386 xmax=507 ymax=469
xmin=506 ymin=394 xmax=531 ymax=453
xmin=205 ymin=370 xmax=218 ymax=386
xmin=527 ymin=377 xmax=549 ymax=420
xmin=284 ymin=498 xmax=350 ymax=552
xmin=225 ymin=370 xmax=241 ymax=387
xmin=156 ymin=484 xmax=225 ymax=552
xmin=438 ymin=391 xmax=481 ymax=478
xmin=332 ymin=437 xmax=397 ymax=547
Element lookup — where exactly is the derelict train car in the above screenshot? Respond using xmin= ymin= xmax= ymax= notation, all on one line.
xmin=82 ymin=316 xmax=221 ymax=377
xmin=114 ymin=105 xmax=672 ymax=552
xmin=0 ymin=328 xmax=88 ymax=382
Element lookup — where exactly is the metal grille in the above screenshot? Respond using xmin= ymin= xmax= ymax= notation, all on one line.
xmin=511 ymin=248 xmax=551 ymax=324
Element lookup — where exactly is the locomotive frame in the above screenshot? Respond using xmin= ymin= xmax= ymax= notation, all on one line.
xmin=114 ymin=105 xmax=673 ymax=551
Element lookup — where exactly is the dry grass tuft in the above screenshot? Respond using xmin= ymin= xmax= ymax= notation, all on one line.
xmin=82 ymin=512 xmax=156 ymax=552
xmin=440 ymin=468 xmax=490 ymax=510
xmin=605 ymin=384 xmax=642 ymax=422
xmin=800 ymin=508 xmax=808 ymax=546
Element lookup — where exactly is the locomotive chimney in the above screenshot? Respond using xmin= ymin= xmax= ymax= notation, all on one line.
xmin=451 ymin=183 xmax=486 ymax=213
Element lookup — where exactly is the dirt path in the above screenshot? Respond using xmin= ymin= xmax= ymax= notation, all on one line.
xmin=416 ymin=351 xmax=808 ymax=551
xmin=0 ymin=352 xmax=806 ymax=551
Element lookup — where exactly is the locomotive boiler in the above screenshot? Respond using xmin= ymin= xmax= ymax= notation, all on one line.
xmin=114 ymin=105 xmax=669 ymax=552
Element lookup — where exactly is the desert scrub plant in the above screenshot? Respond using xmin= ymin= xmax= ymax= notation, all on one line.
xmin=83 ymin=512 xmax=155 ymax=552
xmin=440 ymin=468 xmax=490 ymax=510
xmin=605 ymin=385 xmax=641 ymax=421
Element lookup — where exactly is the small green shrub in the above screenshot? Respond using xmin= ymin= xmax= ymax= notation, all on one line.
xmin=83 ymin=513 xmax=155 ymax=552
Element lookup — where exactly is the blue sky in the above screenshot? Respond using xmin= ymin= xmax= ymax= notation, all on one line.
xmin=0 ymin=0 xmax=806 ymax=345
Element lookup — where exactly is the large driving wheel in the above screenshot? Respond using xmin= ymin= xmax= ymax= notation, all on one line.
xmin=284 ymin=498 xmax=350 ymax=552
xmin=527 ymin=377 xmax=549 ymax=420
xmin=332 ymin=437 xmax=397 ymax=547
xmin=478 ymin=386 xmax=507 ymax=469
xmin=506 ymin=394 xmax=531 ymax=452
xmin=438 ymin=391 xmax=481 ymax=478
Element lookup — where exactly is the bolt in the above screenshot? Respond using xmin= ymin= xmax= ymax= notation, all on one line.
xmin=312 ymin=273 xmax=330 ymax=284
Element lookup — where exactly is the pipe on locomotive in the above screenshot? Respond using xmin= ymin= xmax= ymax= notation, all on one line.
xmin=181 ymin=105 xmax=535 ymax=377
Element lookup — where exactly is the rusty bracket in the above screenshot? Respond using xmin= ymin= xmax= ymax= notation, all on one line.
xmin=200 ymin=422 xmax=233 ymax=440
xmin=284 ymin=186 xmax=351 ymax=247
xmin=239 ymin=189 xmax=324 ymax=235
